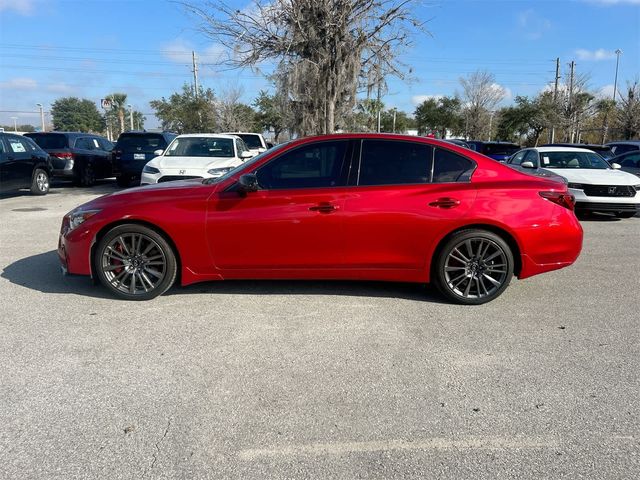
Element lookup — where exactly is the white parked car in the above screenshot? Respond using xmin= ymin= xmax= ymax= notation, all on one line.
xmin=507 ymin=146 xmax=640 ymax=218
xmin=140 ymin=134 xmax=253 ymax=185
xmin=221 ymin=132 xmax=269 ymax=156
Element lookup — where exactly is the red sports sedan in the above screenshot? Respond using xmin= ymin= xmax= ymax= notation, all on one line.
xmin=58 ymin=134 xmax=583 ymax=305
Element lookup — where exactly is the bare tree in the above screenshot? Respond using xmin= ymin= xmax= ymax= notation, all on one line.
xmin=458 ymin=71 xmax=505 ymax=139
xmin=183 ymin=0 xmax=424 ymax=135
xmin=215 ymin=85 xmax=257 ymax=132
xmin=615 ymin=80 xmax=640 ymax=140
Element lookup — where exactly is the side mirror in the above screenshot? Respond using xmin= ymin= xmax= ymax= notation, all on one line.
xmin=238 ymin=173 xmax=259 ymax=193
xmin=240 ymin=151 xmax=253 ymax=160
xmin=266 ymin=142 xmax=274 ymax=149
xmin=153 ymin=149 xmax=164 ymax=156
xmin=611 ymin=162 xmax=621 ymax=170
xmin=521 ymin=161 xmax=535 ymax=168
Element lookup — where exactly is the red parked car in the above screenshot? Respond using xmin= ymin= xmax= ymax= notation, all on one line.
xmin=58 ymin=134 xmax=583 ymax=305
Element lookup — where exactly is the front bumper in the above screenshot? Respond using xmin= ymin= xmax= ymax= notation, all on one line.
xmin=575 ymin=202 xmax=639 ymax=213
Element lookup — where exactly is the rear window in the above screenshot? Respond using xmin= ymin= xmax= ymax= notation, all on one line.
xmin=26 ymin=133 xmax=68 ymax=150
xmin=483 ymin=144 xmax=520 ymax=156
xmin=116 ymin=134 xmax=166 ymax=153
xmin=237 ymin=134 xmax=263 ymax=150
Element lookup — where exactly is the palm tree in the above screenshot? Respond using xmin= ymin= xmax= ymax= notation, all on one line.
xmin=106 ymin=92 xmax=128 ymax=134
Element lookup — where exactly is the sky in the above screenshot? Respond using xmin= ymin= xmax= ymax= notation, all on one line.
xmin=0 ymin=0 xmax=638 ymax=129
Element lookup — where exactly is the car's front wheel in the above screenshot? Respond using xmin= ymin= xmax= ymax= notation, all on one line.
xmin=433 ymin=229 xmax=514 ymax=305
xmin=94 ymin=224 xmax=177 ymax=300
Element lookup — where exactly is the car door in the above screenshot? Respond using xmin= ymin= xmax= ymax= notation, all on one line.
xmin=341 ymin=140 xmax=477 ymax=270
xmin=209 ymin=140 xmax=352 ymax=270
xmin=0 ymin=136 xmax=14 ymax=191
xmin=3 ymin=134 xmax=35 ymax=189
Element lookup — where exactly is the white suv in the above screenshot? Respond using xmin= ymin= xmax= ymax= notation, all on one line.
xmin=508 ymin=146 xmax=640 ymax=218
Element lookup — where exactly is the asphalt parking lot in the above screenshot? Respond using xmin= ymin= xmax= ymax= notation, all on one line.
xmin=1 ymin=181 xmax=639 ymax=479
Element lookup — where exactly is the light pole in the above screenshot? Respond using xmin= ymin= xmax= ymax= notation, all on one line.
xmin=127 ymin=104 xmax=134 ymax=131
xmin=392 ymin=107 xmax=397 ymax=133
xmin=36 ymin=103 xmax=45 ymax=132
xmin=612 ymin=49 xmax=623 ymax=102
xmin=10 ymin=116 xmax=18 ymax=132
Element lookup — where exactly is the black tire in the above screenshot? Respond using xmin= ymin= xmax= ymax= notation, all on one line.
xmin=94 ymin=224 xmax=177 ymax=300
xmin=116 ymin=175 xmax=130 ymax=188
xmin=615 ymin=211 xmax=637 ymax=219
xmin=30 ymin=168 xmax=50 ymax=195
xmin=78 ymin=162 xmax=96 ymax=187
xmin=432 ymin=229 xmax=514 ymax=305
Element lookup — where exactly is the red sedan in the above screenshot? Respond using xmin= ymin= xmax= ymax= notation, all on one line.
xmin=58 ymin=134 xmax=583 ymax=305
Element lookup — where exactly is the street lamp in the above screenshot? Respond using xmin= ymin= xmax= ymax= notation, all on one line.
xmin=127 ymin=104 xmax=134 ymax=131
xmin=10 ymin=116 xmax=18 ymax=132
xmin=35 ymin=103 xmax=45 ymax=132
xmin=612 ymin=49 xmax=623 ymax=102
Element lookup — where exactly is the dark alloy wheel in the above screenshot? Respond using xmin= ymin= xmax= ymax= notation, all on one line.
xmin=94 ymin=224 xmax=177 ymax=300
xmin=30 ymin=168 xmax=50 ymax=195
xmin=433 ymin=229 xmax=514 ymax=305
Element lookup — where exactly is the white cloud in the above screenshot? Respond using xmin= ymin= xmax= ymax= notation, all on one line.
xmin=517 ymin=9 xmax=551 ymax=40
xmin=0 ymin=0 xmax=34 ymax=15
xmin=46 ymin=83 xmax=77 ymax=94
xmin=0 ymin=77 xmax=38 ymax=90
xmin=411 ymin=94 xmax=443 ymax=106
xmin=575 ymin=48 xmax=618 ymax=61
xmin=597 ymin=84 xmax=616 ymax=98
xmin=492 ymin=83 xmax=512 ymax=101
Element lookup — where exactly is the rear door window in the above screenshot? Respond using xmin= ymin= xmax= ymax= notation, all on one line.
xmin=75 ymin=137 xmax=95 ymax=150
xmin=432 ymin=148 xmax=475 ymax=183
xmin=358 ymin=140 xmax=432 ymax=186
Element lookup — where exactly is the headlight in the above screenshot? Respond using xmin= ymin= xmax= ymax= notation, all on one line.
xmin=65 ymin=209 xmax=101 ymax=232
xmin=207 ymin=167 xmax=233 ymax=176
xmin=567 ymin=183 xmax=584 ymax=189
xmin=142 ymin=165 xmax=160 ymax=174
xmin=634 ymin=185 xmax=640 ymax=192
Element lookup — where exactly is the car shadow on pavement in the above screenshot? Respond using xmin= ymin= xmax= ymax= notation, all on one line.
xmin=2 ymin=250 xmax=447 ymax=303
xmin=175 ymin=279 xmax=448 ymax=303
xmin=1 ymin=250 xmax=112 ymax=299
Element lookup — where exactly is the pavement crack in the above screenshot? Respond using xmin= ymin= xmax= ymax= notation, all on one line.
xmin=142 ymin=417 xmax=172 ymax=478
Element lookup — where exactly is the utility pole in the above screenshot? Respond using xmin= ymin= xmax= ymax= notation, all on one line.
xmin=36 ymin=103 xmax=45 ymax=132
xmin=613 ymin=49 xmax=622 ymax=102
xmin=392 ymin=107 xmax=397 ymax=133
xmin=127 ymin=104 xmax=134 ymax=130
xmin=549 ymin=57 xmax=560 ymax=143
xmin=568 ymin=61 xmax=575 ymax=142
xmin=192 ymin=51 xmax=199 ymax=99
xmin=488 ymin=111 xmax=494 ymax=141
xmin=10 ymin=116 xmax=18 ymax=132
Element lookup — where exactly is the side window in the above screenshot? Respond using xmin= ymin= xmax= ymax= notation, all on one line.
xmin=99 ymin=138 xmax=113 ymax=151
xmin=621 ymin=153 xmax=640 ymax=167
xmin=612 ymin=145 xmax=633 ymax=155
xmin=75 ymin=137 xmax=94 ymax=150
xmin=524 ymin=150 xmax=539 ymax=166
xmin=22 ymin=137 xmax=40 ymax=152
xmin=257 ymin=140 xmax=348 ymax=190
xmin=432 ymin=148 xmax=475 ymax=183
xmin=359 ymin=140 xmax=432 ymax=186
xmin=7 ymin=136 xmax=28 ymax=154
xmin=510 ymin=150 xmax=527 ymax=165
xmin=0 ymin=138 xmax=6 ymax=155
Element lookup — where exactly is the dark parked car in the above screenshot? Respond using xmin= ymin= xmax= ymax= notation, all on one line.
xmin=112 ymin=131 xmax=177 ymax=187
xmin=466 ymin=141 xmax=521 ymax=162
xmin=606 ymin=141 xmax=640 ymax=157
xmin=443 ymin=139 xmax=471 ymax=149
xmin=25 ymin=132 xmax=114 ymax=186
xmin=611 ymin=150 xmax=640 ymax=177
xmin=542 ymin=143 xmax=614 ymax=160
xmin=0 ymin=132 xmax=52 ymax=195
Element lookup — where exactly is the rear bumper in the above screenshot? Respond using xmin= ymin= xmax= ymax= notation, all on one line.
xmin=114 ymin=159 xmax=148 ymax=179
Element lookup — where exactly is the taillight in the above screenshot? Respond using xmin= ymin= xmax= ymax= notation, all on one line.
xmin=539 ymin=191 xmax=575 ymax=211
xmin=51 ymin=151 xmax=73 ymax=159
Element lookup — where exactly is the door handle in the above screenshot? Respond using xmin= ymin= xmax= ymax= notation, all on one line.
xmin=309 ymin=203 xmax=338 ymax=213
xmin=429 ymin=197 xmax=460 ymax=209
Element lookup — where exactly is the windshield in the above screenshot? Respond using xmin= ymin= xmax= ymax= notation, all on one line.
xmin=204 ymin=141 xmax=290 ymax=184
xmin=165 ymin=137 xmax=235 ymax=157
xmin=237 ymin=134 xmax=263 ymax=149
xmin=542 ymin=151 xmax=611 ymax=169
xmin=27 ymin=133 xmax=68 ymax=149
xmin=116 ymin=134 xmax=165 ymax=153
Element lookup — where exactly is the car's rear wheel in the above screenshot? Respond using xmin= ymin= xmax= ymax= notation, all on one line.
xmin=30 ymin=168 xmax=49 ymax=195
xmin=615 ymin=211 xmax=636 ymax=219
xmin=94 ymin=224 xmax=177 ymax=300
xmin=76 ymin=162 xmax=96 ymax=187
xmin=433 ymin=229 xmax=514 ymax=305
